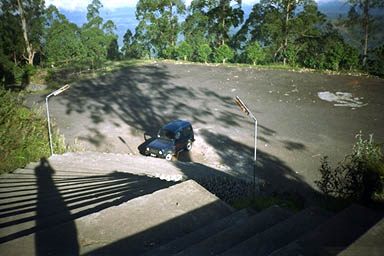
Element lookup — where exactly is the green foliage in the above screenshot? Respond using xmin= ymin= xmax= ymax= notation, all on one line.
xmin=370 ymin=45 xmax=384 ymax=77
xmin=214 ymin=44 xmax=234 ymax=64
xmin=197 ymin=44 xmax=212 ymax=63
xmin=162 ymin=45 xmax=177 ymax=60
xmin=315 ymin=132 xmax=384 ymax=202
xmin=0 ymin=88 xmax=66 ymax=173
xmin=176 ymin=41 xmax=193 ymax=61
xmin=246 ymin=42 xmax=265 ymax=65
xmin=121 ymin=29 xmax=133 ymax=58
xmin=135 ymin=0 xmax=185 ymax=58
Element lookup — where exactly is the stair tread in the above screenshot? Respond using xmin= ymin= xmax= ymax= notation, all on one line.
xmin=176 ymin=206 xmax=293 ymax=256
xmin=269 ymin=204 xmax=382 ymax=256
xmin=143 ymin=208 xmax=253 ymax=256
xmin=221 ymin=207 xmax=333 ymax=256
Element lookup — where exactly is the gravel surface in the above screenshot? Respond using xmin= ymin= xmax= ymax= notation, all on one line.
xmin=24 ymin=62 xmax=384 ymax=196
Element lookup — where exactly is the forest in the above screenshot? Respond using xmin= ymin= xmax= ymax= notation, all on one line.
xmin=1 ymin=0 xmax=384 ymax=88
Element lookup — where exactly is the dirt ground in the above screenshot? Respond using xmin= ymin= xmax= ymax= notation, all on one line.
xmin=25 ymin=62 xmax=384 ymax=195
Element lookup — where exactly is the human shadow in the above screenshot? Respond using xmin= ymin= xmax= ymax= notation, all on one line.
xmin=0 ymin=159 xmax=177 ymax=250
xmin=34 ymin=157 xmax=79 ymax=256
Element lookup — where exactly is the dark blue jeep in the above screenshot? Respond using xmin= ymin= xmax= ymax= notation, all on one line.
xmin=145 ymin=120 xmax=194 ymax=161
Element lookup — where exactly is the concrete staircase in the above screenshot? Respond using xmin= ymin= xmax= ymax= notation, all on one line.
xmin=0 ymin=152 xmax=382 ymax=255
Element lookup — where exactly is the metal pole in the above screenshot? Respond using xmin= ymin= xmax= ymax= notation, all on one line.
xmin=45 ymin=84 xmax=70 ymax=156
xmin=253 ymin=119 xmax=258 ymax=200
xmin=46 ymin=96 xmax=54 ymax=156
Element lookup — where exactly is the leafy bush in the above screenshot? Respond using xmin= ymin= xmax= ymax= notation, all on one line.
xmin=214 ymin=44 xmax=234 ymax=64
xmin=0 ymin=89 xmax=66 ymax=173
xmin=176 ymin=41 xmax=193 ymax=61
xmin=246 ymin=42 xmax=266 ymax=65
xmin=315 ymin=132 xmax=384 ymax=202
xmin=197 ymin=44 xmax=212 ymax=63
xmin=369 ymin=45 xmax=384 ymax=77
xmin=162 ymin=45 xmax=176 ymax=59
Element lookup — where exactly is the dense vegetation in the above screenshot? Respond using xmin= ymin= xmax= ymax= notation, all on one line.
xmin=1 ymin=0 xmax=384 ymax=87
xmin=316 ymin=132 xmax=384 ymax=205
xmin=0 ymin=89 xmax=66 ymax=173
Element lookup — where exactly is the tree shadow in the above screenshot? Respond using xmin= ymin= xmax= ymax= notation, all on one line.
xmin=198 ymin=129 xmax=314 ymax=198
xmin=58 ymin=63 xmax=246 ymax=148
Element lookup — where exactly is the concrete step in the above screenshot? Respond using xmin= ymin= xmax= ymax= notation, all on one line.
xmin=25 ymin=152 xmax=189 ymax=181
xmin=176 ymin=206 xmax=293 ymax=256
xmin=339 ymin=216 xmax=384 ymax=256
xmin=0 ymin=167 xmax=176 ymax=243
xmin=0 ymin=180 xmax=234 ymax=256
xmin=24 ymin=152 xmax=235 ymax=182
xmin=143 ymin=208 xmax=254 ymax=256
xmin=269 ymin=204 xmax=382 ymax=256
xmin=220 ymin=207 xmax=333 ymax=256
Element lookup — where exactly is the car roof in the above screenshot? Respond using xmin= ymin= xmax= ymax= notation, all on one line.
xmin=162 ymin=120 xmax=191 ymax=132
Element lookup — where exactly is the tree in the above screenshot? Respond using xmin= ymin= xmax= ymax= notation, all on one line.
xmin=184 ymin=0 xmax=243 ymax=48
xmin=182 ymin=0 xmax=211 ymax=57
xmin=345 ymin=0 xmax=384 ymax=67
xmin=214 ymin=44 xmax=234 ymax=64
xmin=0 ymin=3 xmax=24 ymax=85
xmin=135 ymin=0 xmax=185 ymax=57
xmin=176 ymin=41 xmax=193 ymax=61
xmin=197 ymin=44 xmax=212 ymax=63
xmin=44 ymin=5 xmax=85 ymax=66
xmin=246 ymin=42 xmax=265 ymax=65
xmin=14 ymin=0 xmax=45 ymax=65
xmin=103 ymin=20 xmax=119 ymax=60
xmin=237 ymin=0 xmax=326 ymax=65
xmin=121 ymin=29 xmax=133 ymax=58
xmin=207 ymin=0 xmax=244 ymax=47
xmin=80 ymin=0 xmax=119 ymax=68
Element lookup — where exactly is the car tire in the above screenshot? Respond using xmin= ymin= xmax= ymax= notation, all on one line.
xmin=165 ymin=153 xmax=172 ymax=161
xmin=186 ymin=140 xmax=193 ymax=151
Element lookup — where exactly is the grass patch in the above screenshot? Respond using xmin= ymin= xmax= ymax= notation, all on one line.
xmin=0 ymin=89 xmax=66 ymax=174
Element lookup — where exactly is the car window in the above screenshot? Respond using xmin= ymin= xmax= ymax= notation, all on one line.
xmin=182 ymin=126 xmax=192 ymax=137
xmin=175 ymin=132 xmax=181 ymax=139
xmin=158 ymin=129 xmax=175 ymax=140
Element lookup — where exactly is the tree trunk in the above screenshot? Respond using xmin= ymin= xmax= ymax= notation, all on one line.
xmin=17 ymin=0 xmax=35 ymax=65
xmin=169 ymin=2 xmax=175 ymax=47
xmin=362 ymin=0 xmax=369 ymax=67
xmin=283 ymin=1 xmax=292 ymax=66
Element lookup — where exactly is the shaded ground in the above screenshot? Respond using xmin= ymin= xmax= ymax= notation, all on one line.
xmin=25 ymin=62 xmax=384 ymax=195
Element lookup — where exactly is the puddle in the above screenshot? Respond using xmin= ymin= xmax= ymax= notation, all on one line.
xmin=317 ymin=91 xmax=367 ymax=108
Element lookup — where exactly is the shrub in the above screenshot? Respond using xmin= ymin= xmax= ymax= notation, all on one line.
xmin=0 ymin=88 xmax=66 ymax=173
xmin=213 ymin=44 xmax=234 ymax=64
xmin=176 ymin=41 xmax=193 ymax=61
xmin=197 ymin=44 xmax=212 ymax=63
xmin=315 ymin=132 xmax=384 ymax=202
xmin=246 ymin=42 xmax=265 ymax=65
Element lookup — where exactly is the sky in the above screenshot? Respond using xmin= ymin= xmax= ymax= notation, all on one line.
xmin=46 ymin=0 xmax=338 ymax=12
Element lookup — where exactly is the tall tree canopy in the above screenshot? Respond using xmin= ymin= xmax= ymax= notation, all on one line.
xmin=135 ymin=0 xmax=185 ymax=57
xmin=44 ymin=5 xmax=85 ymax=66
xmin=346 ymin=0 xmax=384 ymax=67
xmin=236 ymin=0 xmax=326 ymax=65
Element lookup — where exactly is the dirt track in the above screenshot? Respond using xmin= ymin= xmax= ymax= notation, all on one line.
xmin=25 ymin=62 xmax=384 ymax=194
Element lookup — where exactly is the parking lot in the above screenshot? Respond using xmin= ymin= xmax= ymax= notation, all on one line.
xmin=26 ymin=62 xmax=384 ymax=193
